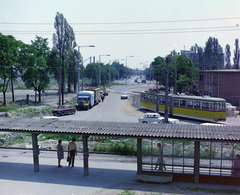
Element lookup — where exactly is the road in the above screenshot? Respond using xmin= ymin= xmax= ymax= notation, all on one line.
xmin=61 ymin=77 xmax=150 ymax=122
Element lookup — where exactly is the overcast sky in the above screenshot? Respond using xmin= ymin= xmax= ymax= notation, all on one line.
xmin=1 ymin=0 xmax=240 ymax=69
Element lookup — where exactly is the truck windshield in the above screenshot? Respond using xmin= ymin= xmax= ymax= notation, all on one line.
xmin=78 ymin=98 xmax=88 ymax=101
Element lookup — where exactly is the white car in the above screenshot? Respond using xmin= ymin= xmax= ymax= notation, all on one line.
xmin=200 ymin=123 xmax=225 ymax=126
xmin=121 ymin=92 xmax=128 ymax=99
xmin=138 ymin=113 xmax=163 ymax=123
xmin=161 ymin=118 xmax=182 ymax=124
xmin=40 ymin=116 xmax=59 ymax=120
xmin=226 ymin=102 xmax=237 ymax=112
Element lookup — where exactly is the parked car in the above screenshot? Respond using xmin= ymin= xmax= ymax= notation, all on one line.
xmin=161 ymin=118 xmax=182 ymax=124
xmin=226 ymin=102 xmax=237 ymax=112
xmin=138 ymin=113 xmax=163 ymax=123
xmin=40 ymin=116 xmax=59 ymax=120
xmin=200 ymin=123 xmax=225 ymax=126
xmin=52 ymin=105 xmax=77 ymax=116
xmin=121 ymin=92 xmax=128 ymax=99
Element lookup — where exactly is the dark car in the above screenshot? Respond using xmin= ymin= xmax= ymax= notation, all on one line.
xmin=52 ymin=105 xmax=77 ymax=116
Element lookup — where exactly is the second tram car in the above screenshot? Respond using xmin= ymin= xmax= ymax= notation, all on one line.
xmin=140 ymin=91 xmax=226 ymax=122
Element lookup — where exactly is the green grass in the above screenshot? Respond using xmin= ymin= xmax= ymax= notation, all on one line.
xmin=38 ymin=134 xmax=81 ymax=141
xmin=0 ymin=106 xmax=22 ymax=112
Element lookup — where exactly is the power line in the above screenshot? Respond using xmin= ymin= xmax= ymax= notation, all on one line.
xmin=2 ymin=26 xmax=240 ymax=35
xmin=1 ymin=16 xmax=239 ymax=25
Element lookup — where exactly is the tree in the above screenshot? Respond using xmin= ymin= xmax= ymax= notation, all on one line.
xmin=233 ymin=39 xmax=239 ymax=69
xmin=175 ymin=55 xmax=199 ymax=92
xmin=225 ymin=44 xmax=231 ymax=69
xmin=84 ymin=63 xmax=99 ymax=86
xmin=21 ymin=36 xmax=50 ymax=102
xmin=152 ymin=56 xmax=166 ymax=87
xmin=53 ymin=12 xmax=71 ymax=105
xmin=204 ymin=37 xmax=224 ymax=70
xmin=0 ymin=33 xmax=19 ymax=105
xmin=190 ymin=44 xmax=204 ymax=70
xmin=66 ymin=26 xmax=77 ymax=92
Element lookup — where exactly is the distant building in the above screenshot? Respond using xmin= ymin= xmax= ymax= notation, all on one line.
xmin=198 ymin=70 xmax=240 ymax=106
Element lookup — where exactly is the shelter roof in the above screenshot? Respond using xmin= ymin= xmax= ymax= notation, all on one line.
xmin=0 ymin=118 xmax=240 ymax=141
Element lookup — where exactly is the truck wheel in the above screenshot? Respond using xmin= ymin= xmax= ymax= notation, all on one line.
xmin=87 ymin=105 xmax=89 ymax=110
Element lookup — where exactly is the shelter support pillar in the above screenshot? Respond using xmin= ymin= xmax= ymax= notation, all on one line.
xmin=137 ymin=138 xmax=142 ymax=173
xmin=83 ymin=136 xmax=89 ymax=176
xmin=194 ymin=141 xmax=200 ymax=183
xmin=32 ymin=133 xmax=40 ymax=172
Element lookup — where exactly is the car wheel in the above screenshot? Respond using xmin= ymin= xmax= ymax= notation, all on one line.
xmin=72 ymin=111 xmax=75 ymax=115
xmin=61 ymin=112 xmax=64 ymax=116
xmin=143 ymin=121 xmax=147 ymax=123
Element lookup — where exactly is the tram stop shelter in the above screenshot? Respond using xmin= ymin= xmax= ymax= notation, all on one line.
xmin=0 ymin=118 xmax=240 ymax=185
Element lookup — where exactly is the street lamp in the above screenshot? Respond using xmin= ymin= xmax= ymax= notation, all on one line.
xmin=125 ymin=55 xmax=134 ymax=84
xmin=99 ymin=54 xmax=110 ymax=88
xmin=78 ymin=45 xmax=95 ymax=92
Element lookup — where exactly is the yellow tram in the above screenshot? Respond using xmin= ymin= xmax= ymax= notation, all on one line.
xmin=140 ymin=91 xmax=226 ymax=122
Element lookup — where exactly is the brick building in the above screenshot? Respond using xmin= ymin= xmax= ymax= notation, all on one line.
xmin=198 ymin=70 xmax=240 ymax=106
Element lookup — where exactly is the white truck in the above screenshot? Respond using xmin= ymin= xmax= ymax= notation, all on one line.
xmin=76 ymin=91 xmax=94 ymax=110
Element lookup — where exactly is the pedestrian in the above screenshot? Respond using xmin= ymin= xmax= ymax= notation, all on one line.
xmin=57 ymin=140 xmax=64 ymax=168
xmin=155 ymin=143 xmax=166 ymax=171
xmin=68 ymin=138 xmax=77 ymax=167
xmin=101 ymin=94 xmax=105 ymax=102
xmin=233 ymin=154 xmax=240 ymax=176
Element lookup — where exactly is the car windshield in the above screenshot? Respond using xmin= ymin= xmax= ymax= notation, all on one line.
xmin=58 ymin=106 xmax=65 ymax=109
xmin=226 ymin=103 xmax=232 ymax=106
xmin=122 ymin=93 xmax=127 ymax=95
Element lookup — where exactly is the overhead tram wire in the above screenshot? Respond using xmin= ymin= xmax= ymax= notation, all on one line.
xmin=2 ymin=26 xmax=240 ymax=35
xmin=1 ymin=16 xmax=240 ymax=25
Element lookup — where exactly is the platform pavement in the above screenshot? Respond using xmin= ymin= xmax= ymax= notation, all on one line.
xmin=0 ymin=148 xmax=240 ymax=195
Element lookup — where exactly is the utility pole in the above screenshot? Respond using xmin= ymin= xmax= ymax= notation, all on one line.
xmin=164 ymin=57 xmax=169 ymax=123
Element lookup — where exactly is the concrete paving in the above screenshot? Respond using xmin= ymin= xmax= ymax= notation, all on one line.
xmin=1 ymin=148 xmax=240 ymax=195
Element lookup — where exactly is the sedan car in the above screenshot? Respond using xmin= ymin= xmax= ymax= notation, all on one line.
xmin=121 ymin=92 xmax=128 ymax=99
xmin=52 ymin=105 xmax=77 ymax=116
xmin=226 ymin=102 xmax=237 ymax=112
xmin=138 ymin=113 xmax=163 ymax=123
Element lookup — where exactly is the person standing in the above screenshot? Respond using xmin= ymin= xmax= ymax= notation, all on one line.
xmin=68 ymin=138 xmax=77 ymax=167
xmin=57 ymin=140 xmax=64 ymax=168
xmin=155 ymin=143 xmax=166 ymax=171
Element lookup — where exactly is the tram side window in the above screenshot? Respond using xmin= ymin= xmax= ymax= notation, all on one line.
xmin=147 ymin=95 xmax=150 ymax=101
xmin=194 ymin=101 xmax=200 ymax=109
xmin=153 ymin=96 xmax=157 ymax=103
xmin=159 ymin=96 xmax=162 ymax=104
xmin=187 ymin=101 xmax=193 ymax=108
xmin=213 ymin=103 xmax=218 ymax=110
xmin=219 ymin=102 xmax=225 ymax=110
xmin=202 ymin=102 xmax=210 ymax=110
xmin=173 ymin=99 xmax=179 ymax=106
xmin=180 ymin=100 xmax=186 ymax=107
xmin=162 ymin=97 xmax=165 ymax=104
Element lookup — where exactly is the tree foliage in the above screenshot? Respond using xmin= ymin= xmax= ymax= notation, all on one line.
xmin=0 ymin=33 xmax=19 ymax=105
xmin=225 ymin=44 xmax=231 ymax=69
xmin=20 ymin=36 xmax=50 ymax=102
xmin=203 ymin=37 xmax=224 ymax=70
xmin=233 ymin=39 xmax=240 ymax=69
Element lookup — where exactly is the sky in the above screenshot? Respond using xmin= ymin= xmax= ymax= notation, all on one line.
xmin=1 ymin=0 xmax=240 ymax=69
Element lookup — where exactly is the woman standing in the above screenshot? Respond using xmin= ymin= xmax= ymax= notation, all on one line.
xmin=57 ymin=140 xmax=64 ymax=168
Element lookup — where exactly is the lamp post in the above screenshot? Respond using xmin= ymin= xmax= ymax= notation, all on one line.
xmin=125 ymin=55 xmax=134 ymax=85
xmin=78 ymin=45 xmax=95 ymax=92
xmin=99 ymin=54 xmax=110 ymax=88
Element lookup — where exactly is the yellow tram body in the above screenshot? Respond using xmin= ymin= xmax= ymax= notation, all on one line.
xmin=140 ymin=91 xmax=226 ymax=122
